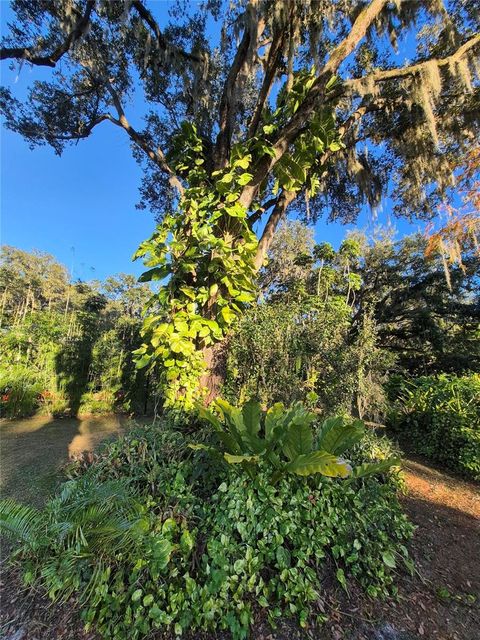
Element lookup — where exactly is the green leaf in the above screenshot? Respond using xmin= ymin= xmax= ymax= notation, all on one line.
xmin=328 ymin=141 xmax=342 ymax=152
xmin=287 ymin=450 xmax=352 ymax=478
xmin=138 ymin=266 xmax=170 ymax=282
xmin=220 ymin=306 xmax=236 ymax=324
xmin=224 ymin=453 xmax=259 ymax=464
xmin=336 ymin=568 xmax=348 ymax=591
xmin=233 ymin=155 xmax=251 ymax=169
xmin=382 ymin=551 xmax=397 ymax=568
xmin=351 ymin=458 xmax=400 ymax=479
xmin=219 ymin=172 xmax=234 ymax=184
xmin=237 ymin=172 xmax=253 ymax=186
xmin=283 ymin=420 xmax=313 ymax=460
xmin=325 ymin=74 xmax=338 ymax=90
xmin=143 ymin=594 xmax=154 ymax=607
xmin=180 ymin=530 xmax=194 ymax=554
xmin=242 ymin=400 xmax=261 ymax=437
xmin=152 ymin=539 xmax=173 ymax=569
xmin=135 ymin=354 xmax=152 ymax=369
xmin=262 ymin=124 xmax=276 ymax=135
xmin=317 ymin=417 xmax=365 ymax=455
xmin=132 ymin=589 xmax=143 ymax=602
xmin=265 ymin=402 xmax=285 ymax=438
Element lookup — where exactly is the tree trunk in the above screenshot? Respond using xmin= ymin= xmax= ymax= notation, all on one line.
xmin=199 ymin=340 xmax=229 ymax=404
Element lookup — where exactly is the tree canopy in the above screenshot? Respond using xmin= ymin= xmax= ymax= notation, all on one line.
xmin=2 ymin=0 xmax=479 ymax=406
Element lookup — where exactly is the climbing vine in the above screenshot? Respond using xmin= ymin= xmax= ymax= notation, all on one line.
xmin=134 ymin=71 xmax=343 ymax=408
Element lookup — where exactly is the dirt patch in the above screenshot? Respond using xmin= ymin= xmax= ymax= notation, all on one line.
xmin=1 ymin=456 xmax=478 ymax=640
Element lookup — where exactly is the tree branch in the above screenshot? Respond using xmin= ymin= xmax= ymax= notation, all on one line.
xmin=1 ymin=0 xmax=95 ymax=67
xmin=215 ymin=3 xmax=265 ymax=169
xmin=247 ymin=197 xmax=278 ymax=227
xmin=104 ymin=80 xmax=184 ymax=197
xmin=130 ymin=0 xmax=202 ymax=65
xmin=254 ymin=190 xmax=296 ymax=269
xmin=239 ymin=0 xmax=389 ymax=210
xmin=247 ymin=26 xmax=286 ymax=138
xmin=344 ymin=32 xmax=480 ymax=93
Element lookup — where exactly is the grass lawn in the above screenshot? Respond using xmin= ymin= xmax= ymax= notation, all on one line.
xmin=0 ymin=414 xmax=147 ymax=506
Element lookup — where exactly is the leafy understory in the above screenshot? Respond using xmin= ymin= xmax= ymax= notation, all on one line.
xmin=0 ymin=403 xmax=413 ymax=639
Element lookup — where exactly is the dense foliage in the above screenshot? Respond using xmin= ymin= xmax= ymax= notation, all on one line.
xmin=1 ymin=403 xmax=413 ymax=639
xmin=194 ymin=399 xmax=398 ymax=481
xmin=225 ymin=297 xmax=392 ymax=420
xmin=0 ymin=247 xmax=153 ymax=417
xmin=388 ymin=374 xmax=480 ymax=480
xmin=2 ymin=0 xmax=478 ymax=406
xmin=225 ymin=223 xmax=479 ymax=422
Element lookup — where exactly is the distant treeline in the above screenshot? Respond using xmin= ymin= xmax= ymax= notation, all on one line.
xmin=0 ymin=246 xmax=157 ymax=418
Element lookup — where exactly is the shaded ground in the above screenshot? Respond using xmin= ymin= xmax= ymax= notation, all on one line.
xmin=0 ymin=423 xmax=478 ymax=640
xmin=0 ymin=414 xmax=149 ymax=506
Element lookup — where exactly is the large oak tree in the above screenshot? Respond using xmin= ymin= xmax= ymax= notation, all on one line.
xmin=1 ymin=0 xmax=479 ymax=406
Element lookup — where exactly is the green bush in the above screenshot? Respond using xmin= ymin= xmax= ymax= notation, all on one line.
xmin=194 ymin=398 xmax=399 ymax=482
xmin=388 ymin=374 xmax=480 ymax=480
xmin=1 ymin=407 xmax=413 ymax=639
xmin=224 ymin=299 xmax=394 ymax=420
xmin=0 ymin=366 xmax=43 ymax=418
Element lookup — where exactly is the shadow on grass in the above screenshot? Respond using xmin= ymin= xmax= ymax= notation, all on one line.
xmin=0 ymin=414 xmax=131 ymax=507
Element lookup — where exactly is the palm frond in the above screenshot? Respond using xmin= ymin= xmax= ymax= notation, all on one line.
xmin=0 ymin=498 xmax=44 ymax=548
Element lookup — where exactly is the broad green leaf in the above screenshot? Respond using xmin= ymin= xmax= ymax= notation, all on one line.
xmin=219 ymin=172 xmax=234 ymax=184
xmin=283 ymin=420 xmax=313 ymax=460
xmin=317 ymin=417 xmax=365 ymax=455
xmin=329 ymin=141 xmax=342 ymax=151
xmin=138 ymin=266 xmax=170 ymax=282
xmin=237 ymin=172 xmax=253 ymax=186
xmin=233 ymin=155 xmax=251 ymax=169
xmin=135 ymin=354 xmax=152 ymax=369
xmin=224 ymin=453 xmax=259 ymax=464
xmin=382 ymin=551 xmax=397 ymax=568
xmin=265 ymin=402 xmax=285 ymax=438
xmin=336 ymin=568 xmax=348 ymax=591
xmin=220 ymin=306 xmax=236 ymax=324
xmin=242 ymin=400 xmax=261 ymax=437
xmin=152 ymin=538 xmax=174 ymax=569
xmin=287 ymin=450 xmax=352 ymax=478
xmin=351 ymin=457 xmax=400 ymax=479
xmin=180 ymin=530 xmax=194 ymax=554
xmin=132 ymin=589 xmax=143 ymax=602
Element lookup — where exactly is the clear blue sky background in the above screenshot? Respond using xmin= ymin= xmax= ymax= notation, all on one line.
xmin=1 ymin=2 xmax=424 ymax=282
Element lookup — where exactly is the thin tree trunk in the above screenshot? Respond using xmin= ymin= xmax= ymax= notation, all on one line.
xmin=0 ymin=287 xmax=7 ymax=328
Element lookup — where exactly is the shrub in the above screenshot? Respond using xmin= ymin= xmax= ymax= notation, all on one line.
xmin=1 ymin=404 xmax=413 ymax=639
xmin=0 ymin=366 xmax=43 ymax=418
xmin=193 ymin=398 xmax=399 ymax=482
xmin=224 ymin=300 xmax=394 ymax=420
xmin=388 ymin=374 xmax=480 ymax=480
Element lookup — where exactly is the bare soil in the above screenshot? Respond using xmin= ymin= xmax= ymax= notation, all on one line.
xmin=0 ymin=419 xmax=478 ymax=640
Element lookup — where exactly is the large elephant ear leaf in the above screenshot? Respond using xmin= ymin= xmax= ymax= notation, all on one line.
xmin=242 ymin=400 xmax=261 ymax=437
xmin=351 ymin=457 xmax=400 ymax=479
xmin=214 ymin=399 xmax=246 ymax=450
xmin=317 ymin=417 xmax=365 ymax=455
xmin=283 ymin=421 xmax=313 ymax=461
xmin=287 ymin=450 xmax=352 ymax=478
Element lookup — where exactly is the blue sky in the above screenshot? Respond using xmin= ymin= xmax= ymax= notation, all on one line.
xmin=0 ymin=2 xmax=424 ymax=282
